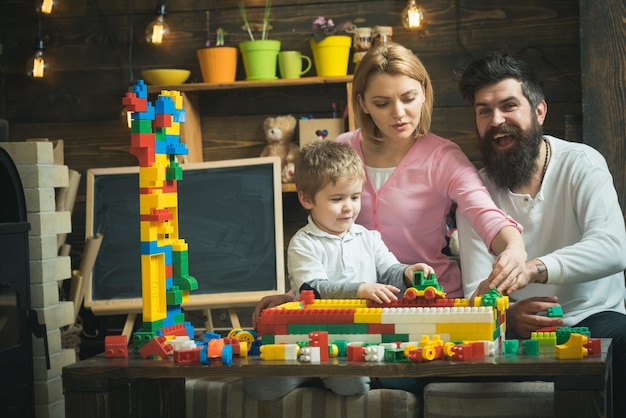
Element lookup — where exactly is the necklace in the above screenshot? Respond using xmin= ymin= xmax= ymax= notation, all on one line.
xmin=540 ymin=138 xmax=550 ymax=184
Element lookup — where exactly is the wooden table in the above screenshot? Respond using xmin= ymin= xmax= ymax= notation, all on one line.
xmin=63 ymin=339 xmax=613 ymax=418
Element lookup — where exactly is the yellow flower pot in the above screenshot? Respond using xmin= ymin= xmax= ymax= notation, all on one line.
xmin=309 ymin=35 xmax=352 ymax=77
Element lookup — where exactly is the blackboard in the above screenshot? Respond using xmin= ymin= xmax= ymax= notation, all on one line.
xmin=84 ymin=157 xmax=285 ymax=315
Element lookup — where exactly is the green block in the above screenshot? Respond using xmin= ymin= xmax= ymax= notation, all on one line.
xmin=522 ymin=339 xmax=539 ymax=355
xmin=288 ymin=324 xmax=327 ymax=334
xmin=384 ymin=348 xmax=408 ymax=363
xmin=131 ymin=119 xmax=152 ymax=134
xmin=331 ymin=340 xmax=348 ymax=357
xmin=327 ymin=324 xmax=368 ymax=334
xmin=381 ymin=334 xmax=409 ymax=343
xmin=260 ymin=335 xmax=275 ymax=345
xmin=166 ymin=286 xmax=183 ymax=305
xmin=547 ymin=306 xmax=563 ymax=318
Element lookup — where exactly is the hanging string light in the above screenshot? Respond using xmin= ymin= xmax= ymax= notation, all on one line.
xmin=26 ymin=13 xmax=46 ymax=78
xmin=146 ymin=3 xmax=169 ymax=45
xmin=402 ymin=0 xmax=424 ymax=30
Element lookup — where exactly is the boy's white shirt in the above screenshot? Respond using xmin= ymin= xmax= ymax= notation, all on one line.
xmin=288 ymin=215 xmax=409 ymax=299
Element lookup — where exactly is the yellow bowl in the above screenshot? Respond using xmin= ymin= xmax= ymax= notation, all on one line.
xmin=141 ymin=69 xmax=190 ymax=85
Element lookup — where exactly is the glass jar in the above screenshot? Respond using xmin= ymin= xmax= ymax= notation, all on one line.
xmin=373 ymin=26 xmax=393 ymax=47
xmin=354 ymin=27 xmax=372 ymax=52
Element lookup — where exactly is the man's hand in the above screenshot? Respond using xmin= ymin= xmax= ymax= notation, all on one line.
xmin=252 ymin=291 xmax=295 ymax=329
xmin=506 ymin=296 xmax=563 ymax=338
xmin=358 ymin=283 xmax=400 ymax=304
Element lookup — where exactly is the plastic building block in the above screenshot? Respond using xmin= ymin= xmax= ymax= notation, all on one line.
xmin=522 ymin=339 xmax=540 ymax=356
xmin=139 ymin=336 xmax=173 ymax=359
xmin=299 ymin=346 xmax=321 ymax=363
xmin=104 ymin=335 xmax=128 ymax=359
xmin=583 ymin=338 xmax=601 ymax=355
xmin=260 ymin=344 xmax=299 ymax=360
xmin=556 ymin=333 xmax=588 ymax=360
xmin=547 ymin=305 xmax=563 ymax=318
xmin=503 ymin=340 xmax=520 ymax=355
xmin=173 ymin=347 xmax=201 ymax=364
xmin=347 ymin=344 xmax=366 ymax=361
xmin=309 ymin=331 xmax=329 ymax=361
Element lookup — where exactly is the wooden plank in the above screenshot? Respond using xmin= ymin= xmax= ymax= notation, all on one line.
xmin=580 ymin=0 xmax=626 ymax=215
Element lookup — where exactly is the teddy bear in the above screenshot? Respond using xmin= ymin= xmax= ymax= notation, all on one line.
xmin=260 ymin=115 xmax=299 ymax=183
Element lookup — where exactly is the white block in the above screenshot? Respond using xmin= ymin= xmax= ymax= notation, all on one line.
xmin=30 ymin=281 xmax=60 ymax=308
xmin=32 ymin=347 xmax=76 ymax=380
xmin=33 ymin=301 xmax=74 ymax=330
xmin=15 ymin=164 xmax=69 ymax=189
xmin=29 ymin=256 xmax=71 ymax=283
xmin=32 ymin=328 xmax=62 ymax=356
xmin=0 ymin=141 xmax=54 ymax=164
xmin=29 ymin=234 xmax=59 ymax=260
xmin=27 ymin=211 xmax=71 ymax=235
xmin=34 ymin=375 xmax=64 ymax=404
xmin=23 ymin=187 xmax=57 ymax=212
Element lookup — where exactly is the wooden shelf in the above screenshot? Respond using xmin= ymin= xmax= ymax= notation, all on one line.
xmin=282 ymin=183 xmax=296 ymax=193
xmin=145 ymin=76 xmax=353 ymax=94
xmin=146 ymin=76 xmax=355 ymax=167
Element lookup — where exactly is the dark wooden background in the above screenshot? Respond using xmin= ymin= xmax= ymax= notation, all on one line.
xmin=0 ymin=1 xmax=623 ymax=339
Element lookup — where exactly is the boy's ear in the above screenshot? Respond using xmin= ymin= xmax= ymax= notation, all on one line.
xmin=298 ymin=191 xmax=313 ymax=210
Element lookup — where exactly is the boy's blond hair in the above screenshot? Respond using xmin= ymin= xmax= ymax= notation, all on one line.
xmin=294 ymin=140 xmax=365 ymax=201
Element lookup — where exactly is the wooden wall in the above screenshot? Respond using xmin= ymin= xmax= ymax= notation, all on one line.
xmin=1 ymin=0 xmax=585 ymax=269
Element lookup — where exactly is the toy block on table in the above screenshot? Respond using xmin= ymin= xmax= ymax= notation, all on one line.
xmin=555 ymin=333 xmax=589 ymax=360
xmin=104 ymin=335 xmax=128 ymax=359
xmin=139 ymin=336 xmax=173 ymax=359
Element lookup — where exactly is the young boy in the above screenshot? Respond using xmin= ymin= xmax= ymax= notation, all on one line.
xmin=289 ymin=140 xmax=434 ymax=302
xmin=243 ymin=140 xmax=434 ymax=401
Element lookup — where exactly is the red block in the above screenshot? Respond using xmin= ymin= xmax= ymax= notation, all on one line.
xmin=104 ymin=335 xmax=128 ymax=359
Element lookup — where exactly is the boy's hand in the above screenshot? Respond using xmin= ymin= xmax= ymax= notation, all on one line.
xmin=403 ymin=263 xmax=436 ymax=287
xmin=358 ymin=283 xmax=400 ymax=303
xmin=252 ymin=290 xmax=295 ymax=329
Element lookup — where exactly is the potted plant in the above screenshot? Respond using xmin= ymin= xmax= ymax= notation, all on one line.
xmin=309 ymin=16 xmax=353 ymax=77
xmin=238 ymin=0 xmax=281 ymax=80
xmin=197 ymin=27 xmax=238 ymax=83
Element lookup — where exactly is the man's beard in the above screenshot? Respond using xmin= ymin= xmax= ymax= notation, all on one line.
xmin=481 ymin=118 xmax=544 ymax=191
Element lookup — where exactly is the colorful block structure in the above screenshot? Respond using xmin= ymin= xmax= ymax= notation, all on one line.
xmin=122 ymin=80 xmax=198 ymax=354
xmin=257 ymin=275 xmax=509 ymax=353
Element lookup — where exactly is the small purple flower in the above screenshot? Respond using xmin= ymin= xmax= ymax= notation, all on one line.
xmin=312 ymin=16 xmax=351 ymax=43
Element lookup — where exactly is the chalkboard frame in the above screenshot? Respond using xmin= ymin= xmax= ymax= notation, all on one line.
xmin=84 ymin=156 xmax=285 ymax=315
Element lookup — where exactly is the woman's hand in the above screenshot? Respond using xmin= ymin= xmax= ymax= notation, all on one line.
xmin=403 ymin=263 xmax=436 ymax=287
xmin=488 ymin=226 xmax=528 ymax=295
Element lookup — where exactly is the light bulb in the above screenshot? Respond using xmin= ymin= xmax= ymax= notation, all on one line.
xmin=402 ymin=0 xmax=424 ymax=30
xmin=26 ymin=40 xmax=46 ymax=78
xmin=38 ymin=0 xmax=54 ymax=14
xmin=146 ymin=4 xmax=169 ymax=45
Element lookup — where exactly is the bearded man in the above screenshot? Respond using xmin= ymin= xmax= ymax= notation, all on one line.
xmin=456 ymin=52 xmax=626 ymax=416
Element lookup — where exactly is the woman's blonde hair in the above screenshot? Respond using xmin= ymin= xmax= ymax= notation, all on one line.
xmin=353 ymin=43 xmax=434 ymax=142
xmin=294 ymin=140 xmax=365 ymax=202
